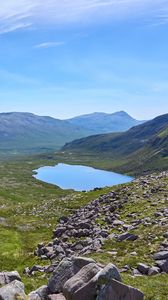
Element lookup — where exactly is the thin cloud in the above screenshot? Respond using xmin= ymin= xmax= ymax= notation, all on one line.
xmin=0 ymin=0 xmax=168 ymax=34
xmin=0 ymin=22 xmax=32 ymax=34
xmin=34 ymin=41 xmax=66 ymax=49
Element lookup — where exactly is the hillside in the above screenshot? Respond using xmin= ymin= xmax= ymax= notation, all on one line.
xmin=0 ymin=155 xmax=168 ymax=299
xmin=0 ymin=112 xmax=92 ymax=155
xmin=67 ymin=111 xmax=145 ymax=134
xmin=62 ymin=113 xmax=168 ymax=174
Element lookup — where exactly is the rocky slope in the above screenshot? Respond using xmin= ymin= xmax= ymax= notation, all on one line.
xmin=0 ymin=259 xmax=144 ymax=300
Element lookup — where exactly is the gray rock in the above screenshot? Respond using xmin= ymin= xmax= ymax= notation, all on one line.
xmin=0 ymin=280 xmax=26 ymax=300
xmin=137 ymin=263 xmax=150 ymax=275
xmin=117 ymin=232 xmax=138 ymax=242
xmin=113 ymin=220 xmax=124 ymax=226
xmin=96 ymin=263 xmax=122 ymax=284
xmin=0 ymin=271 xmax=21 ymax=286
xmin=148 ymin=266 xmax=160 ymax=276
xmin=48 ymin=294 xmax=66 ymax=300
xmin=63 ymin=263 xmax=101 ymax=300
xmin=48 ymin=257 xmax=95 ymax=293
xmin=153 ymin=251 xmax=168 ymax=260
xmin=132 ymin=269 xmax=142 ymax=276
xmin=97 ymin=279 xmax=144 ymax=300
xmin=28 ymin=285 xmax=48 ymax=300
xmin=156 ymin=259 xmax=168 ymax=273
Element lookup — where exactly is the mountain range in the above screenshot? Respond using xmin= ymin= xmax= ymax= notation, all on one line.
xmin=66 ymin=111 xmax=144 ymax=134
xmin=0 ymin=111 xmax=144 ymax=155
xmin=62 ymin=113 xmax=168 ymax=174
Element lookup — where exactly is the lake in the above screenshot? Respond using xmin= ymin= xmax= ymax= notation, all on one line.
xmin=33 ymin=163 xmax=133 ymax=192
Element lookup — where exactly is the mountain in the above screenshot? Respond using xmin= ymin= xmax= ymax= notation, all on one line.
xmin=62 ymin=113 xmax=168 ymax=174
xmin=66 ymin=111 xmax=145 ymax=134
xmin=0 ymin=112 xmax=92 ymax=155
xmin=0 ymin=111 xmax=145 ymax=156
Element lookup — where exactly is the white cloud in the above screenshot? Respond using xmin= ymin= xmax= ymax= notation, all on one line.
xmin=0 ymin=0 xmax=167 ymax=34
xmin=34 ymin=41 xmax=66 ymax=49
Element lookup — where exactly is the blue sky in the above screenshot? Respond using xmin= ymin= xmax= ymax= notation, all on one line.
xmin=0 ymin=0 xmax=168 ymax=119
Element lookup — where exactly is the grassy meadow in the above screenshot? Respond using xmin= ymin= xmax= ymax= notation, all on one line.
xmin=0 ymin=153 xmax=168 ymax=299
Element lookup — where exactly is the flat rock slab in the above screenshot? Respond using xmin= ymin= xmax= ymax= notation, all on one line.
xmin=97 ymin=279 xmax=144 ymax=300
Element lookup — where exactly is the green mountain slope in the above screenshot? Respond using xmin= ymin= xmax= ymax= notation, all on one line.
xmin=62 ymin=113 xmax=168 ymax=174
xmin=0 ymin=112 xmax=92 ymax=155
xmin=66 ymin=111 xmax=145 ymax=134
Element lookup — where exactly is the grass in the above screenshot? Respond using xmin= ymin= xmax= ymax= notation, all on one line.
xmin=0 ymin=155 xmax=113 ymax=292
xmin=0 ymin=153 xmax=168 ymax=299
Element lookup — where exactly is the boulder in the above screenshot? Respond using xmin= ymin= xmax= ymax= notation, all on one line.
xmin=63 ymin=263 xmax=122 ymax=300
xmin=96 ymin=263 xmax=122 ymax=284
xmin=163 ymin=232 xmax=168 ymax=239
xmin=0 ymin=271 xmax=21 ymax=286
xmin=117 ymin=232 xmax=138 ymax=242
xmin=153 ymin=251 xmax=168 ymax=260
xmin=0 ymin=280 xmax=26 ymax=300
xmin=156 ymin=259 xmax=168 ymax=273
xmin=96 ymin=279 xmax=144 ymax=300
xmin=137 ymin=263 xmax=150 ymax=275
xmin=132 ymin=269 xmax=142 ymax=276
xmin=28 ymin=285 xmax=48 ymax=300
xmin=48 ymin=257 xmax=95 ymax=293
xmin=63 ymin=263 xmax=101 ymax=300
xmin=148 ymin=266 xmax=160 ymax=276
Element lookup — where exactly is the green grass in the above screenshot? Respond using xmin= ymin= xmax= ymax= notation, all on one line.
xmin=0 ymin=155 xmax=114 ymax=292
xmin=0 ymin=154 xmax=168 ymax=299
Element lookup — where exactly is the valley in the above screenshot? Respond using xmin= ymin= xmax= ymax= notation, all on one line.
xmin=0 ymin=112 xmax=168 ymax=299
xmin=0 ymin=152 xmax=168 ymax=299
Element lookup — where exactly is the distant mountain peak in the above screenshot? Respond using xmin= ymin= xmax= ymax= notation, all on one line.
xmin=67 ymin=111 xmax=145 ymax=134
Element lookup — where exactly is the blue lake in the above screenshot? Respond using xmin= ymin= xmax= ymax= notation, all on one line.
xmin=33 ymin=163 xmax=133 ymax=192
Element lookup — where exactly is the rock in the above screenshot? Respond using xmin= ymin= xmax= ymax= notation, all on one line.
xmin=28 ymin=285 xmax=48 ymax=300
xmin=113 ymin=220 xmax=124 ymax=226
xmin=96 ymin=263 xmax=122 ymax=284
xmin=63 ymin=263 xmax=101 ymax=300
xmin=48 ymin=294 xmax=66 ymax=300
xmin=29 ymin=265 xmax=46 ymax=275
xmin=132 ymin=269 xmax=142 ymax=276
xmin=163 ymin=232 xmax=168 ymax=239
xmin=97 ymin=279 xmax=144 ymax=300
xmin=53 ymin=227 xmax=66 ymax=237
xmin=48 ymin=257 xmax=95 ymax=293
xmin=148 ymin=266 xmax=160 ymax=276
xmin=0 ymin=280 xmax=26 ymax=300
xmin=156 ymin=259 xmax=168 ymax=273
xmin=153 ymin=251 xmax=168 ymax=260
xmin=117 ymin=232 xmax=138 ymax=242
xmin=137 ymin=263 xmax=150 ymax=275
xmin=0 ymin=271 xmax=21 ymax=286
xmin=29 ymin=293 xmax=41 ymax=300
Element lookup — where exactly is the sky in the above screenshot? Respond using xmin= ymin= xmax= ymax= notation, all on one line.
xmin=0 ymin=0 xmax=168 ymax=120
